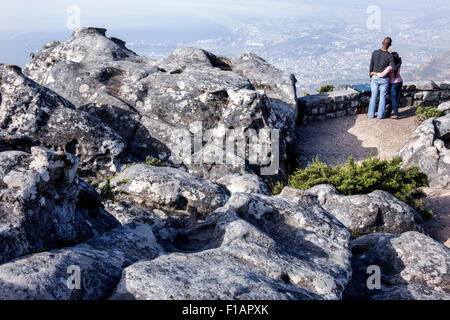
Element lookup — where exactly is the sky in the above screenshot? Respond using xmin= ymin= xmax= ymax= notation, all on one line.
xmin=2 ymin=0 xmax=448 ymax=33
xmin=0 ymin=0 xmax=449 ymax=75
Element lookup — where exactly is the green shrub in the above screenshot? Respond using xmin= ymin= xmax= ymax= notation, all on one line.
xmin=268 ymin=180 xmax=286 ymax=195
xmin=303 ymin=92 xmax=310 ymax=97
xmin=416 ymin=106 xmax=441 ymax=122
xmin=92 ymin=174 xmax=129 ymax=203
xmin=277 ymin=155 xmax=432 ymax=219
xmin=317 ymin=84 xmax=334 ymax=94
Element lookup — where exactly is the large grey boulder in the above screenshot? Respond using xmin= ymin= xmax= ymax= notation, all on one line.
xmin=344 ymin=232 xmax=450 ymax=300
xmin=0 ymin=147 xmax=119 ymax=264
xmin=0 ymin=63 xmax=126 ymax=178
xmin=396 ymin=114 xmax=450 ymax=188
xmin=306 ymin=184 xmax=425 ymax=236
xmin=0 ymin=223 xmax=160 ymax=300
xmin=109 ymin=164 xmax=230 ymax=218
xmin=23 ymin=28 xmax=297 ymax=180
xmin=110 ymin=189 xmax=352 ymax=300
xmin=104 ymin=164 xmax=230 ymax=248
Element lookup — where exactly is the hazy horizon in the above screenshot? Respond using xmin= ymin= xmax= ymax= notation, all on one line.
xmin=1 ymin=0 xmax=449 ymax=91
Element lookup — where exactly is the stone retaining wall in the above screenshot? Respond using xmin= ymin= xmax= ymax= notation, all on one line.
xmin=298 ymin=80 xmax=450 ymax=124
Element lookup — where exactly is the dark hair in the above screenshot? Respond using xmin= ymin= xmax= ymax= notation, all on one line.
xmin=383 ymin=37 xmax=392 ymax=48
xmin=392 ymin=52 xmax=402 ymax=76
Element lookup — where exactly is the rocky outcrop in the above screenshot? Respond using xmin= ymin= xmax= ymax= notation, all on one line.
xmin=109 ymin=164 xmax=229 ymax=218
xmin=438 ymin=101 xmax=450 ymax=116
xmin=23 ymin=28 xmax=298 ymax=180
xmin=306 ymin=184 xmax=425 ymax=236
xmin=0 ymin=223 xmax=160 ymax=300
xmin=0 ymin=147 xmax=119 ymax=264
xmin=396 ymin=114 xmax=450 ymax=189
xmin=101 ymin=164 xmax=229 ymax=248
xmin=344 ymin=232 xmax=450 ymax=300
xmin=110 ymin=189 xmax=352 ymax=300
xmin=0 ymin=64 xmax=126 ymax=178
xmin=216 ymin=173 xmax=270 ymax=195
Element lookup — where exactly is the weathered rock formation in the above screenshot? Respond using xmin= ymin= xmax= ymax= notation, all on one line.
xmin=0 ymin=146 xmax=118 ymax=264
xmin=110 ymin=189 xmax=351 ymax=300
xmin=344 ymin=232 xmax=450 ymax=300
xmin=396 ymin=114 xmax=450 ymax=189
xmin=307 ymin=184 xmax=425 ymax=236
xmin=0 ymin=223 xmax=160 ymax=300
xmin=438 ymin=101 xmax=450 ymax=116
xmin=22 ymin=27 xmax=298 ymax=181
xmin=0 ymin=27 xmax=447 ymax=302
xmin=0 ymin=64 xmax=126 ymax=178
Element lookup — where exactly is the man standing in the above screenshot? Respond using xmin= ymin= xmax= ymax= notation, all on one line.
xmin=368 ymin=37 xmax=398 ymax=119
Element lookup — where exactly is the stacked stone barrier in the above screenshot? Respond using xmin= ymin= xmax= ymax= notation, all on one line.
xmin=298 ymin=80 xmax=450 ymax=124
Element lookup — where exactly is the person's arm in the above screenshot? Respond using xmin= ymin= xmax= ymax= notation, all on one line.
xmin=388 ymin=54 xmax=398 ymax=73
xmin=369 ymin=52 xmax=375 ymax=78
xmin=377 ymin=65 xmax=392 ymax=78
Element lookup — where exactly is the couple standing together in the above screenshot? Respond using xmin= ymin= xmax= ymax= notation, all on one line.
xmin=369 ymin=37 xmax=403 ymax=119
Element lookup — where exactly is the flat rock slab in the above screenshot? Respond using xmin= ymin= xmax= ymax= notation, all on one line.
xmin=0 ymin=223 xmax=160 ymax=300
xmin=110 ymin=190 xmax=351 ymax=300
xmin=294 ymin=106 xmax=419 ymax=166
xmin=110 ymin=164 xmax=230 ymax=218
xmin=344 ymin=231 xmax=450 ymax=300
xmin=306 ymin=184 xmax=425 ymax=236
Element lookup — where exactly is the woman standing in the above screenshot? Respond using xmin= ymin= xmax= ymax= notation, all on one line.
xmin=371 ymin=52 xmax=403 ymax=119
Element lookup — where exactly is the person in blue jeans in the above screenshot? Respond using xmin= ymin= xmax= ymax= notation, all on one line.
xmin=368 ymin=75 xmax=390 ymax=119
xmin=368 ymin=37 xmax=398 ymax=119
xmin=388 ymin=80 xmax=403 ymax=118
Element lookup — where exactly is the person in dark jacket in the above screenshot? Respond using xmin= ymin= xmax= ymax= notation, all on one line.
xmin=368 ymin=37 xmax=397 ymax=119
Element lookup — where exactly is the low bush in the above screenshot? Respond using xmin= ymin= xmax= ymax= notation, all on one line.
xmin=91 ymin=174 xmax=129 ymax=203
xmin=273 ymin=155 xmax=432 ymax=219
xmin=317 ymin=84 xmax=334 ymax=94
xmin=416 ymin=106 xmax=441 ymax=122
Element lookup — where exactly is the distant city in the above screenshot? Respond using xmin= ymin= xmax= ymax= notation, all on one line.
xmin=124 ymin=14 xmax=450 ymax=94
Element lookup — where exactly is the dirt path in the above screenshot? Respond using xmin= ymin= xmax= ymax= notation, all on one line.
xmin=293 ymin=106 xmax=418 ymax=165
xmin=293 ymin=106 xmax=449 ymax=247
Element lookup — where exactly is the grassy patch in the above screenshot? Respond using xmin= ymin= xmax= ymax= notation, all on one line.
xmin=125 ymin=155 xmax=168 ymax=169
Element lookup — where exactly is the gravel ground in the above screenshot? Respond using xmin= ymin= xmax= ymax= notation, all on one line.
xmin=294 ymin=106 xmax=418 ymax=165
xmin=293 ymin=105 xmax=449 ymax=247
